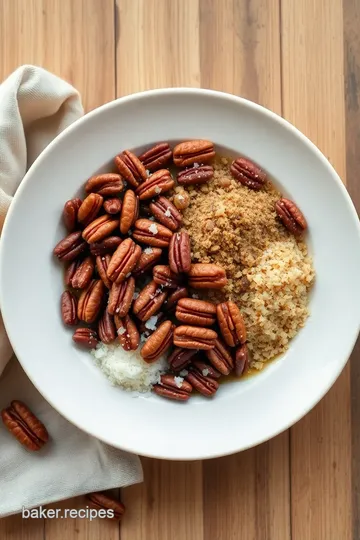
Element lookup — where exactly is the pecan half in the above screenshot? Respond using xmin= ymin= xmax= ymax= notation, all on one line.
xmin=114 ymin=150 xmax=147 ymax=188
xmin=1 ymin=400 xmax=49 ymax=451
xmin=61 ymin=290 xmax=78 ymax=326
xmin=149 ymin=197 xmax=182 ymax=231
xmin=205 ymin=337 xmax=234 ymax=375
xmin=98 ymin=309 xmax=116 ymax=344
xmin=192 ymin=358 xmax=221 ymax=379
xmin=107 ymin=238 xmax=142 ymax=283
xmin=168 ymin=231 xmax=191 ymax=274
xmin=275 ymin=198 xmax=307 ymax=235
xmin=141 ymin=320 xmax=174 ymax=362
xmin=177 ymin=165 xmax=214 ymax=186
xmin=103 ymin=197 xmax=122 ymax=215
xmin=153 ymin=265 xmax=182 ymax=288
xmin=53 ymin=231 xmax=87 ymax=262
xmin=230 ymin=157 xmax=267 ymax=190
xmin=95 ymin=254 xmax=112 ymax=289
xmin=77 ymin=279 xmax=105 ymax=323
xmin=133 ymin=247 xmax=162 ymax=277
xmin=132 ymin=280 xmax=168 ymax=321
xmin=133 ymin=218 xmax=173 ymax=247
xmin=90 ymin=236 xmax=122 ymax=256
xmin=64 ymin=260 xmax=80 ymax=287
xmin=139 ymin=142 xmax=172 ymax=171
xmin=72 ymin=327 xmax=99 ymax=349
xmin=78 ymin=193 xmax=104 ymax=226
xmin=185 ymin=370 xmax=219 ymax=397
xmin=217 ymin=301 xmax=246 ymax=347
xmin=153 ymin=374 xmax=192 ymax=401
xmin=163 ymin=286 xmax=188 ymax=313
xmin=63 ymin=198 xmax=82 ymax=231
xmin=235 ymin=343 xmax=250 ymax=377
xmin=87 ymin=492 xmax=125 ymax=521
xmin=176 ymin=298 xmax=216 ymax=327
xmin=71 ymin=256 xmax=95 ymax=289
xmin=119 ymin=190 xmax=139 ymax=234
xmin=108 ymin=277 xmax=135 ymax=317
xmin=188 ymin=264 xmax=227 ymax=289
xmin=114 ymin=314 xmax=140 ymax=351
xmin=85 ymin=173 xmax=125 ymax=196
xmin=173 ymin=140 xmax=215 ymax=167
xmin=168 ymin=347 xmax=198 ymax=372
xmin=82 ymin=215 xmax=119 ymax=244
xmin=135 ymin=169 xmax=175 ymax=200
xmin=173 ymin=326 xmax=217 ymax=350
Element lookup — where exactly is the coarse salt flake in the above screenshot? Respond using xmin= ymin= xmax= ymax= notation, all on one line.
xmin=202 ymin=368 xmax=210 ymax=377
xmin=149 ymin=223 xmax=158 ymax=234
xmin=146 ymin=169 xmax=151 ymax=176
xmin=154 ymin=186 xmax=162 ymax=194
xmin=179 ymin=369 xmax=189 ymax=377
xmin=164 ymin=209 xmax=171 ymax=217
xmin=133 ymin=292 xmax=139 ymax=300
xmin=193 ymin=162 xmax=200 ymax=168
xmin=144 ymin=247 xmax=153 ymax=254
xmin=117 ymin=327 xmax=126 ymax=335
xmin=145 ymin=315 xmax=158 ymax=331
xmin=174 ymin=376 xmax=184 ymax=388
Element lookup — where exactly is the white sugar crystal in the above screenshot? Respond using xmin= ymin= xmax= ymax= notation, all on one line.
xmin=154 ymin=186 xmax=162 ymax=194
xmin=144 ymin=247 xmax=153 ymax=254
xmin=174 ymin=376 xmax=184 ymax=388
xmin=202 ymin=368 xmax=210 ymax=377
xmin=117 ymin=327 xmax=126 ymax=335
xmin=149 ymin=223 xmax=158 ymax=234
xmin=164 ymin=209 xmax=171 ymax=217
xmin=145 ymin=315 xmax=158 ymax=330
xmin=179 ymin=369 xmax=189 ymax=377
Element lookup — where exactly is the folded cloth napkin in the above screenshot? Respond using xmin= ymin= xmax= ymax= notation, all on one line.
xmin=0 ymin=66 xmax=143 ymax=518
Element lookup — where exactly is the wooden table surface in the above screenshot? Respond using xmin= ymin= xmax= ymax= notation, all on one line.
xmin=0 ymin=0 xmax=359 ymax=538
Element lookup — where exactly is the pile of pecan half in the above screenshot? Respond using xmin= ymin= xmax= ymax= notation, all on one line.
xmin=53 ymin=139 xmax=308 ymax=402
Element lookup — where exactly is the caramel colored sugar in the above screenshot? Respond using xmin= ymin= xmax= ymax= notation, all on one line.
xmin=182 ymin=158 xmax=315 ymax=367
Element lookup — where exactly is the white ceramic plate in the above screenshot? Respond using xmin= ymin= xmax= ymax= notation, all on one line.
xmin=1 ymin=89 xmax=360 ymax=460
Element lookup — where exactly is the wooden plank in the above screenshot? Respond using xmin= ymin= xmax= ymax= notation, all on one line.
xmin=199 ymin=2 xmax=290 ymax=539
xmin=281 ymin=1 xmax=351 ymax=539
xmin=343 ymin=0 xmax=360 ymax=537
xmin=0 ymin=0 xmax=116 ymax=539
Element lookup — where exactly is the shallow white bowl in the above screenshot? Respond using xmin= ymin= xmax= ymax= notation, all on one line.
xmin=1 ymin=89 xmax=360 ymax=460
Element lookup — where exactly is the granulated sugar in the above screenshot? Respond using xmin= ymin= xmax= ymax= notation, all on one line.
xmin=91 ymin=344 xmax=167 ymax=393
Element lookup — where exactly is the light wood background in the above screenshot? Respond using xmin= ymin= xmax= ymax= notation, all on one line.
xmin=0 ymin=0 xmax=359 ymax=538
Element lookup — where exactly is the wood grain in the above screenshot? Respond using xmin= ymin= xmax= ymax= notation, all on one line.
xmin=281 ymin=1 xmax=351 ymax=539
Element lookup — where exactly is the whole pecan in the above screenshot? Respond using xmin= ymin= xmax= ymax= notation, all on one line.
xmin=77 ymin=279 xmax=105 ymax=323
xmin=61 ymin=290 xmax=78 ymax=326
xmin=71 ymin=256 xmax=95 ymax=289
xmin=53 ymin=231 xmax=87 ymax=262
xmin=132 ymin=280 xmax=168 ymax=321
xmin=173 ymin=326 xmax=217 ymax=350
xmin=153 ymin=265 xmax=182 ymax=288
xmin=177 ymin=165 xmax=214 ymax=186
xmin=192 ymin=358 xmax=221 ymax=379
xmin=78 ymin=193 xmax=104 ymax=226
xmin=82 ymin=215 xmax=119 ymax=244
xmin=114 ymin=314 xmax=140 ymax=351
xmin=173 ymin=140 xmax=215 ymax=167
xmin=230 ymin=157 xmax=267 ymax=190
xmin=1 ymin=400 xmax=49 ymax=451
xmin=90 ymin=236 xmax=122 ymax=256
xmin=153 ymin=374 xmax=192 ymax=401
xmin=216 ymin=301 xmax=247 ymax=347
xmin=114 ymin=150 xmax=147 ymax=188
xmin=149 ymin=197 xmax=182 ymax=232
xmin=188 ymin=264 xmax=227 ymax=289
xmin=108 ymin=276 xmax=135 ymax=317
xmin=139 ymin=142 xmax=172 ymax=171
xmin=133 ymin=247 xmax=162 ymax=277
xmin=98 ymin=309 xmax=116 ymax=344
xmin=275 ymin=198 xmax=307 ymax=235
xmin=163 ymin=286 xmax=188 ymax=313
xmin=205 ymin=337 xmax=234 ymax=375
xmin=64 ymin=259 xmax=80 ymax=287
xmin=95 ymin=254 xmax=112 ymax=289
xmin=135 ymin=169 xmax=175 ymax=200
xmin=119 ymin=190 xmax=139 ymax=234
xmin=235 ymin=343 xmax=250 ymax=377
xmin=167 ymin=347 xmax=198 ymax=372
xmin=72 ymin=327 xmax=99 ymax=349
xmin=87 ymin=492 xmax=125 ymax=521
xmin=107 ymin=238 xmax=142 ymax=283
xmin=103 ymin=197 xmax=122 ymax=215
xmin=63 ymin=198 xmax=82 ymax=231
xmin=175 ymin=298 xmax=216 ymax=327
xmin=185 ymin=368 xmax=219 ymax=397
xmin=85 ymin=173 xmax=125 ymax=196
xmin=141 ymin=320 xmax=174 ymax=362
xmin=168 ymin=231 xmax=191 ymax=274
xmin=133 ymin=218 xmax=173 ymax=248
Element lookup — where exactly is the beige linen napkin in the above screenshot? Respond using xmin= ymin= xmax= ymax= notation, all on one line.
xmin=0 ymin=66 xmax=143 ymax=518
